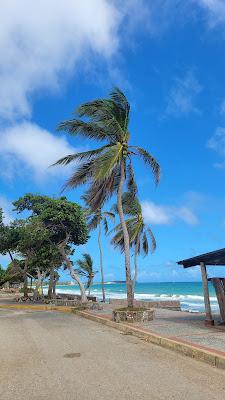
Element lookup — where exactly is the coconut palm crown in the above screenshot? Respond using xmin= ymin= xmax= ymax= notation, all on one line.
xmin=76 ymin=253 xmax=97 ymax=295
xmin=54 ymin=88 xmax=160 ymax=307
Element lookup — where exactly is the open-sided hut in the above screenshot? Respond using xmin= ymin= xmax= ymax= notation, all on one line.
xmin=178 ymin=248 xmax=225 ymax=325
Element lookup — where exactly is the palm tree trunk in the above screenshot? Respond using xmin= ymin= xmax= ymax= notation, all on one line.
xmin=87 ymin=277 xmax=93 ymax=296
xmin=59 ymin=247 xmax=87 ymax=303
xmin=117 ymin=159 xmax=133 ymax=308
xmin=98 ymin=223 xmax=106 ymax=302
xmin=132 ymin=240 xmax=139 ymax=290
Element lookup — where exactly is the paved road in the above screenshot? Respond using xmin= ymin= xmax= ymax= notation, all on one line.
xmin=0 ymin=309 xmax=225 ymax=400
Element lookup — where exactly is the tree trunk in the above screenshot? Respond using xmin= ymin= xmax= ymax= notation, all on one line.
xmin=8 ymin=251 xmax=16 ymax=268
xmin=23 ymin=274 xmax=28 ymax=298
xmin=33 ymin=269 xmax=42 ymax=301
xmin=132 ymin=239 xmax=139 ymax=290
xmin=98 ymin=223 xmax=106 ymax=302
xmin=23 ymin=259 xmax=29 ymax=298
xmin=59 ymin=247 xmax=87 ymax=303
xmin=34 ymin=268 xmax=46 ymax=301
xmin=117 ymin=159 xmax=133 ymax=308
xmin=48 ymin=267 xmax=54 ymax=299
xmin=86 ymin=277 xmax=93 ymax=296
xmin=53 ymin=274 xmax=58 ymax=296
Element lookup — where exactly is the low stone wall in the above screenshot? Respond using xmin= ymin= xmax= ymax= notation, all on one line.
xmin=113 ymin=309 xmax=154 ymax=323
xmin=58 ymin=293 xmax=97 ymax=302
xmin=109 ymin=299 xmax=181 ymax=311
xmin=44 ymin=298 xmax=103 ymax=310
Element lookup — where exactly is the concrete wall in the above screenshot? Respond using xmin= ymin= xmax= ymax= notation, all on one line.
xmin=109 ymin=299 xmax=181 ymax=311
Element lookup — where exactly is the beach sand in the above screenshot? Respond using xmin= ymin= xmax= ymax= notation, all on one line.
xmin=0 ymin=308 xmax=225 ymax=399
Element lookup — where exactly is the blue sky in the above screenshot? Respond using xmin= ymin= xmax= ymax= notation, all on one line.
xmin=1 ymin=0 xmax=225 ymax=282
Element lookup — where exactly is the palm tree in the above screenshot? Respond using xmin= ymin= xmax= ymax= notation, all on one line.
xmin=111 ymin=192 xmax=156 ymax=287
xmin=83 ymin=199 xmax=115 ymax=302
xmin=54 ymin=88 xmax=160 ymax=307
xmin=76 ymin=253 xmax=97 ymax=296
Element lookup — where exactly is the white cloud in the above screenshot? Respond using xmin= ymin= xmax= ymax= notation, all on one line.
xmin=196 ymin=0 xmax=225 ymax=27
xmin=1 ymin=0 xmax=222 ymax=123
xmin=0 ymin=0 xmax=122 ymax=120
xmin=0 ymin=122 xmax=78 ymax=180
xmin=166 ymin=71 xmax=202 ymax=116
xmin=141 ymin=202 xmax=171 ymax=224
xmin=142 ymin=201 xmax=198 ymax=225
xmin=176 ymin=207 xmax=199 ymax=225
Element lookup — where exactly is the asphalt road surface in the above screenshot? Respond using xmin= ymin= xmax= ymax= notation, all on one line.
xmin=0 ymin=308 xmax=225 ymax=400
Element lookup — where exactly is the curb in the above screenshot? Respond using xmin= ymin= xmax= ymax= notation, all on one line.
xmin=74 ymin=310 xmax=225 ymax=370
xmin=0 ymin=304 xmax=73 ymax=313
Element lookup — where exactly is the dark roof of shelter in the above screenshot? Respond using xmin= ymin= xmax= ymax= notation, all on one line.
xmin=177 ymin=248 xmax=225 ymax=268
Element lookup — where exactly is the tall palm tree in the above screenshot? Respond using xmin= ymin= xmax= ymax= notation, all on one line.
xmin=111 ymin=192 xmax=156 ymax=287
xmin=83 ymin=199 xmax=115 ymax=302
xmin=76 ymin=253 xmax=97 ymax=296
xmin=54 ymin=88 xmax=160 ymax=307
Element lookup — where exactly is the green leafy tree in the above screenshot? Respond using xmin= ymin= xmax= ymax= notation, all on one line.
xmin=12 ymin=218 xmax=50 ymax=297
xmin=0 ymin=210 xmax=32 ymax=295
xmin=54 ymin=88 xmax=160 ymax=307
xmin=0 ymin=265 xmax=6 ymax=285
xmin=111 ymin=193 xmax=156 ymax=287
xmin=29 ymin=243 xmax=62 ymax=300
xmin=0 ymin=261 xmax=25 ymax=288
xmin=0 ymin=208 xmax=21 ymax=268
xmin=76 ymin=253 xmax=97 ymax=295
xmin=14 ymin=194 xmax=89 ymax=302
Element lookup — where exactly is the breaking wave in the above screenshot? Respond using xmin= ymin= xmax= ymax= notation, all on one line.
xmin=43 ymin=283 xmax=219 ymax=313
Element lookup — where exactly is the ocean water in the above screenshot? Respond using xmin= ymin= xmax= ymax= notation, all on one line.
xmin=48 ymin=281 xmax=219 ymax=313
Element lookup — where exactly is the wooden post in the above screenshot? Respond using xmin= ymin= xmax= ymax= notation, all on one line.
xmin=200 ymin=262 xmax=214 ymax=325
xmin=212 ymin=278 xmax=225 ymax=323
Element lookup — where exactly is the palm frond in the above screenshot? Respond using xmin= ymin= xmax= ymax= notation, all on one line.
xmin=83 ymin=253 xmax=93 ymax=269
xmin=76 ymin=253 xmax=93 ymax=275
xmin=57 ymin=120 xmax=108 ymax=141
xmin=110 ymin=230 xmax=125 ymax=252
xmin=127 ymin=160 xmax=137 ymax=196
xmin=52 ymin=145 xmax=110 ymax=167
xmin=102 ymin=211 xmax=115 ymax=222
xmin=93 ymin=143 xmax=122 ymax=181
xmin=131 ymin=146 xmax=160 ymax=184
xmin=62 ymin=161 xmax=94 ymax=190
xmin=85 ymin=165 xmax=120 ymax=210
xmin=103 ymin=218 xmax=109 ymax=235
xmin=87 ymin=215 xmax=100 ymax=231
xmin=110 ymin=87 xmax=130 ymax=131
xmin=142 ymin=232 xmax=149 ymax=255
xmin=77 ymin=99 xmax=126 ymax=142
xmin=147 ymin=227 xmax=156 ymax=253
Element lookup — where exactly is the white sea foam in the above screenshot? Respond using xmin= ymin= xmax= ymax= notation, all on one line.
xmin=43 ymin=285 xmax=219 ymax=313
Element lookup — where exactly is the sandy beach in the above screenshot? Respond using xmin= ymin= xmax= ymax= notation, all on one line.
xmin=1 ymin=308 xmax=225 ymax=400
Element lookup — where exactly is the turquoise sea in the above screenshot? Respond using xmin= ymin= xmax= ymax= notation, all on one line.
xmin=48 ymin=282 xmax=219 ymax=313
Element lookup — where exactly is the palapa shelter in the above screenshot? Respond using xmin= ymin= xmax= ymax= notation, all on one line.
xmin=177 ymin=248 xmax=225 ymax=325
